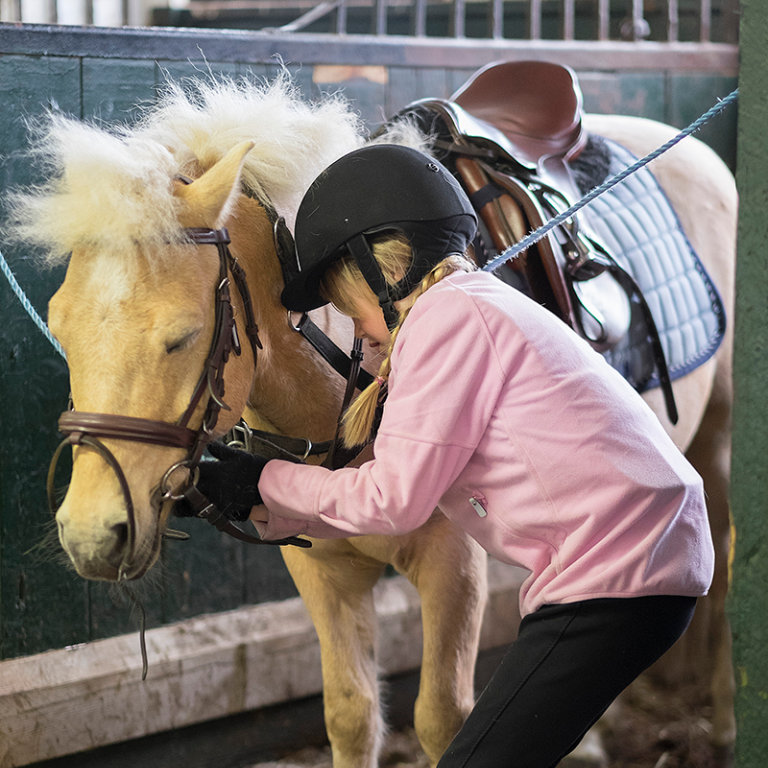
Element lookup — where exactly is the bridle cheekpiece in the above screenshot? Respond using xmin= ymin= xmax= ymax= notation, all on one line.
xmin=47 ymin=226 xmax=307 ymax=583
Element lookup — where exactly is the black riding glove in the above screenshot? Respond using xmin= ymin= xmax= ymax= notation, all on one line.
xmin=174 ymin=441 xmax=269 ymax=522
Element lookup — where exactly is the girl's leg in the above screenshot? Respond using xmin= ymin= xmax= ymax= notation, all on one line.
xmin=437 ymin=595 xmax=697 ymax=768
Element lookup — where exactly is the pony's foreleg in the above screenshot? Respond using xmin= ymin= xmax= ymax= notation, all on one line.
xmin=393 ymin=516 xmax=488 ymax=766
xmin=282 ymin=542 xmax=387 ymax=768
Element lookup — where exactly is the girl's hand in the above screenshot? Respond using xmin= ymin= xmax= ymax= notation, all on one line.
xmin=174 ymin=442 xmax=269 ymax=521
xmin=249 ymin=504 xmax=270 ymax=537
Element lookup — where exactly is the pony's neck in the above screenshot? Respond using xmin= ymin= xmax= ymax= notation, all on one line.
xmin=232 ymin=195 xmax=347 ymax=442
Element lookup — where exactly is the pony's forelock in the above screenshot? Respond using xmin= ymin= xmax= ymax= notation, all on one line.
xmin=5 ymin=73 xmax=372 ymax=265
xmin=5 ymin=115 xmax=184 ymax=266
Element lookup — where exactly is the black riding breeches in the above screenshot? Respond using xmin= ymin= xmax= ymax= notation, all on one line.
xmin=436 ymin=594 xmax=697 ymax=768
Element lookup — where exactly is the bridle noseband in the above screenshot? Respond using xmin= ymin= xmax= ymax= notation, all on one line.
xmin=47 ymin=226 xmax=307 ymax=582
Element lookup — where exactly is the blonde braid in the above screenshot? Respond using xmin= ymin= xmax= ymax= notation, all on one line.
xmin=336 ymin=245 xmax=476 ymax=448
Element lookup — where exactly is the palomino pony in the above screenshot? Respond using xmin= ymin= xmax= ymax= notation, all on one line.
xmin=8 ymin=74 xmax=736 ymax=766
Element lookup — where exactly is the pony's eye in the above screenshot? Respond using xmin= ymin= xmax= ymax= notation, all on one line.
xmin=165 ymin=329 xmax=200 ymax=354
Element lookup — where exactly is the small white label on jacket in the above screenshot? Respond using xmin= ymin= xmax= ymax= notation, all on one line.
xmin=469 ymin=496 xmax=487 ymax=518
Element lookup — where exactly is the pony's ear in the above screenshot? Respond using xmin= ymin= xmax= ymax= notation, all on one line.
xmin=174 ymin=140 xmax=255 ymax=229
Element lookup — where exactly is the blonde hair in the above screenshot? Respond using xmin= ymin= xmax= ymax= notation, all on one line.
xmin=320 ymin=234 xmax=476 ymax=447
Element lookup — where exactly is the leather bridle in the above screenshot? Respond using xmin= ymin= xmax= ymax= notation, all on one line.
xmin=47 ymin=225 xmax=308 ymax=582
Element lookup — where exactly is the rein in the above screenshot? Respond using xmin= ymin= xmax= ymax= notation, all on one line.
xmin=46 ymin=226 xmax=309 ymax=584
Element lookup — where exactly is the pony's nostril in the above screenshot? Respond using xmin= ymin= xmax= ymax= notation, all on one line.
xmin=107 ymin=523 xmax=130 ymax=568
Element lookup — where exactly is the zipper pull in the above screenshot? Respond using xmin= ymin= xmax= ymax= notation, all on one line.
xmin=469 ymin=496 xmax=487 ymax=518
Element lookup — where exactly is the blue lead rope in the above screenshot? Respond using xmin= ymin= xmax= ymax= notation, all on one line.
xmin=0 ymin=248 xmax=66 ymax=359
xmin=481 ymin=89 xmax=739 ymax=273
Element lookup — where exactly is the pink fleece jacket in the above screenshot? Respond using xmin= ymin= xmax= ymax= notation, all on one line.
xmin=259 ymin=271 xmax=714 ymax=617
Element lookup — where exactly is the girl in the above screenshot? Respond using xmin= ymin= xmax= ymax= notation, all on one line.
xmin=188 ymin=144 xmax=714 ymax=767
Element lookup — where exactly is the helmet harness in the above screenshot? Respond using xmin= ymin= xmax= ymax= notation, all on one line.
xmin=281 ymin=145 xmax=478 ymax=331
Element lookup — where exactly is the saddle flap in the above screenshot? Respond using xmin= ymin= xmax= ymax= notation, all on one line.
xmin=480 ymin=162 xmax=574 ymax=321
xmin=457 ymin=156 xmax=631 ymax=349
xmin=454 ymin=157 xmax=528 ymax=261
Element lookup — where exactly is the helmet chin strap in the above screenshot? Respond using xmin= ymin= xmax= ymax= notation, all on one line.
xmin=347 ymin=234 xmax=400 ymax=332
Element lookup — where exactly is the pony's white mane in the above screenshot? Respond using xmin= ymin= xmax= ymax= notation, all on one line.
xmin=7 ymin=114 xmax=185 ymax=264
xmin=138 ymin=74 xmax=367 ymax=227
xmin=6 ymin=74 xmax=424 ymax=266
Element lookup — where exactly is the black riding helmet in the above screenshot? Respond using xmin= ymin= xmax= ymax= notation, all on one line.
xmin=281 ymin=144 xmax=477 ymax=330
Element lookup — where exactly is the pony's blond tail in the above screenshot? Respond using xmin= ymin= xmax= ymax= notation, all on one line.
xmin=341 ymin=254 xmax=474 ymax=448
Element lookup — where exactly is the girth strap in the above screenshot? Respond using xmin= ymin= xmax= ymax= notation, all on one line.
xmin=226 ymin=420 xmax=334 ymax=461
xmin=599 ymin=257 xmax=678 ymax=424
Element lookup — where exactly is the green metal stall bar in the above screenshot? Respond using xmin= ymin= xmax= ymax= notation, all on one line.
xmin=729 ymin=0 xmax=768 ymax=764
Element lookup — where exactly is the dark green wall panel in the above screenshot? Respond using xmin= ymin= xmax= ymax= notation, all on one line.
xmin=0 ymin=274 xmax=81 ymax=658
xmin=314 ymin=69 xmax=388 ymax=128
xmin=0 ymin=55 xmax=81 ymax=150
xmin=0 ymin=54 xmax=85 ymax=659
xmin=157 ymin=59 xmax=239 ymax=86
xmin=447 ymin=68 xmax=478 ymax=96
xmin=160 ymin=521 xmax=247 ymax=623
xmin=384 ymin=66 xmax=470 ymax=124
xmin=82 ymin=58 xmax=157 ymax=123
xmin=580 ymin=71 xmax=666 ymax=122
xmin=668 ymin=73 xmax=739 ymax=172
xmin=239 ymin=63 xmax=274 ymax=83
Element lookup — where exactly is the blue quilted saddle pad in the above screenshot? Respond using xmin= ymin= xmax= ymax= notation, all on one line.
xmin=579 ymin=138 xmax=726 ymax=393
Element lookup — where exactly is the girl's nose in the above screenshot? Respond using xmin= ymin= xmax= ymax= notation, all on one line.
xmin=352 ymin=318 xmax=364 ymax=338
